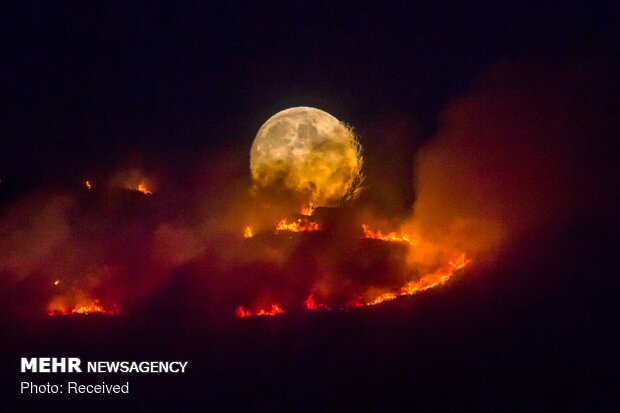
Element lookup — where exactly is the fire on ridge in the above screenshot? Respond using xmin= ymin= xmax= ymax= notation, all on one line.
xmin=235 ymin=207 xmax=472 ymax=318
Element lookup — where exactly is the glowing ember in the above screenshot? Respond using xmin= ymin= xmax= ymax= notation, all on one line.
xmin=236 ymin=304 xmax=285 ymax=318
xmin=53 ymin=279 xmax=60 ymax=286
xmin=48 ymin=299 xmax=119 ymax=316
xmin=84 ymin=180 xmax=92 ymax=190
xmin=243 ymin=226 xmax=254 ymax=238
xmin=276 ymin=218 xmax=320 ymax=233
xmin=361 ymin=224 xmax=417 ymax=244
xmin=136 ymin=182 xmax=153 ymax=195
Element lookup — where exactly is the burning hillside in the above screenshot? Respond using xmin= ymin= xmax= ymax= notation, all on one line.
xmin=0 ymin=64 xmax=608 ymax=325
xmin=232 ymin=207 xmax=471 ymax=317
xmin=0 ymin=105 xmax=491 ymax=322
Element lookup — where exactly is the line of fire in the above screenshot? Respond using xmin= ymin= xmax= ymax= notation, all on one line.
xmin=3 ymin=107 xmax=485 ymax=322
xmin=39 ymin=196 xmax=471 ymax=320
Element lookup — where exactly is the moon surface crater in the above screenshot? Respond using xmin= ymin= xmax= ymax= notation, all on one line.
xmin=250 ymin=107 xmax=363 ymax=206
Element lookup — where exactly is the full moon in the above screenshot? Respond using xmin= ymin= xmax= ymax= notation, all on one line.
xmin=250 ymin=107 xmax=363 ymax=207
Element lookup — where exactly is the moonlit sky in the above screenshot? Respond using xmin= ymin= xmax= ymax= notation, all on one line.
xmin=1 ymin=2 xmax=617 ymax=196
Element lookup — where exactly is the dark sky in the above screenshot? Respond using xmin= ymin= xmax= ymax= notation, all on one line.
xmin=1 ymin=1 xmax=618 ymax=188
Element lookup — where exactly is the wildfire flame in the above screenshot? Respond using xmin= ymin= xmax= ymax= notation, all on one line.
xmin=364 ymin=253 xmax=471 ymax=306
xmin=233 ymin=219 xmax=472 ymax=318
xmin=244 ymin=226 xmax=254 ymax=238
xmin=48 ymin=299 xmax=119 ymax=316
xmin=136 ymin=182 xmax=153 ymax=195
xmin=233 ymin=252 xmax=470 ymax=317
xmin=300 ymin=205 xmax=315 ymax=216
xmin=276 ymin=218 xmax=320 ymax=233
xmin=305 ymin=293 xmax=330 ymax=311
xmin=41 ymin=186 xmax=471 ymax=320
xmin=236 ymin=304 xmax=285 ymax=318
xmin=242 ymin=214 xmax=320 ymax=238
xmin=361 ymin=224 xmax=417 ymax=244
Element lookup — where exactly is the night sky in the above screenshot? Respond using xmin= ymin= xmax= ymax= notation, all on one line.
xmin=3 ymin=1 xmax=617 ymax=187
xmin=2 ymin=1 xmax=619 ymax=411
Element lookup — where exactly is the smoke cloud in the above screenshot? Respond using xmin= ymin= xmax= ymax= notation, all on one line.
xmin=405 ymin=60 xmax=617 ymax=265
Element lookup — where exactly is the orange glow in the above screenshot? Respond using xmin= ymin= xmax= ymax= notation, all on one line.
xmin=136 ymin=182 xmax=153 ymax=195
xmin=300 ymin=205 xmax=315 ymax=216
xmin=234 ymin=222 xmax=471 ymax=316
xmin=305 ymin=293 xmax=330 ymax=310
xmin=364 ymin=253 xmax=471 ymax=307
xmin=348 ymin=296 xmax=365 ymax=308
xmin=366 ymin=292 xmax=398 ymax=306
xmin=276 ymin=218 xmax=320 ymax=233
xmin=243 ymin=226 xmax=254 ymax=238
xmin=292 ymin=253 xmax=472 ymax=311
xmin=53 ymin=279 xmax=60 ymax=286
xmin=84 ymin=180 xmax=92 ymax=190
xmin=48 ymin=299 xmax=119 ymax=316
xmin=236 ymin=304 xmax=285 ymax=318
xmin=449 ymin=253 xmax=471 ymax=270
xmin=361 ymin=224 xmax=417 ymax=244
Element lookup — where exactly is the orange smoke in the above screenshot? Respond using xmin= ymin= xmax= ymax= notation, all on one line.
xmin=401 ymin=63 xmax=602 ymax=266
